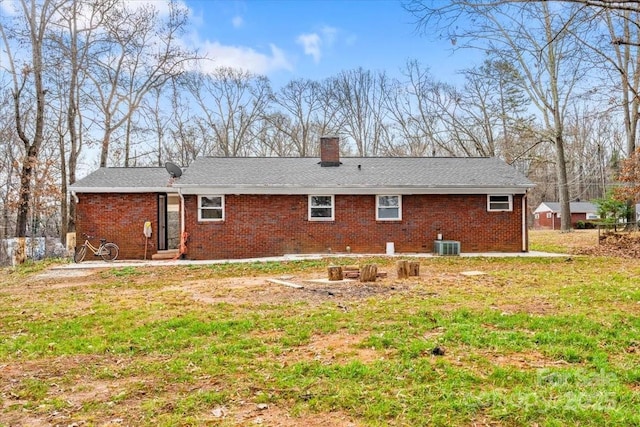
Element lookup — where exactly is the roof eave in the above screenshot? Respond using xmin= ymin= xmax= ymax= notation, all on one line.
xmin=71 ymin=187 xmax=180 ymax=194
xmin=177 ymin=185 xmax=534 ymax=195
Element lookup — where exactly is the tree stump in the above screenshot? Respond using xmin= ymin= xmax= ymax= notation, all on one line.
xmin=360 ymin=264 xmax=378 ymax=282
xmin=327 ymin=265 xmax=343 ymax=281
xmin=396 ymin=260 xmax=409 ymax=279
xmin=12 ymin=237 xmax=27 ymax=266
xmin=409 ymin=261 xmax=420 ymax=277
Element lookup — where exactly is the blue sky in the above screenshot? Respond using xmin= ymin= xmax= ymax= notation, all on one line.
xmin=183 ymin=0 xmax=473 ymax=87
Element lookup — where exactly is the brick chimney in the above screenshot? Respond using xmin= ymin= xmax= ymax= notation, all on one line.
xmin=320 ymin=136 xmax=340 ymax=167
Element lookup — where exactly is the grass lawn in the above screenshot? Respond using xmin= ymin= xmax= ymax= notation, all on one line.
xmin=0 ymin=230 xmax=638 ymax=426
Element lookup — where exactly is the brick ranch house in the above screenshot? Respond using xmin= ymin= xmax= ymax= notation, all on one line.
xmin=532 ymin=202 xmax=599 ymax=230
xmin=70 ymin=137 xmax=535 ymax=260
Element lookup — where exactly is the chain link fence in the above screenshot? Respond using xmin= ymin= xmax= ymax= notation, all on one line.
xmin=0 ymin=237 xmax=70 ymax=267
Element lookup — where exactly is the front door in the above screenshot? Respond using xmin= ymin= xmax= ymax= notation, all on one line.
xmin=158 ymin=194 xmax=167 ymax=251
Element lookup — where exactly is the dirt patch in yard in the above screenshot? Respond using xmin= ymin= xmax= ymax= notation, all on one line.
xmin=164 ymin=275 xmax=419 ymax=307
xmin=270 ymin=332 xmax=390 ymax=366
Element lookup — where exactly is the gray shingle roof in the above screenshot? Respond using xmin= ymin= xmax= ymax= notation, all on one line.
xmin=71 ymin=167 xmax=179 ymax=193
xmin=71 ymin=157 xmax=534 ymax=194
xmin=538 ymin=202 xmax=598 ymax=213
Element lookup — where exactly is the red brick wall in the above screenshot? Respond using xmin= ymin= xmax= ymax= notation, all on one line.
xmin=76 ymin=192 xmax=527 ymax=260
xmin=533 ymin=212 xmax=587 ymax=230
xmin=320 ymin=136 xmax=340 ymax=166
xmin=75 ymin=193 xmax=159 ymax=259
xmin=182 ymin=193 xmax=527 ymax=259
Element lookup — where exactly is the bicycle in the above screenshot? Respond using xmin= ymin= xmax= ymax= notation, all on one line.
xmin=74 ymin=233 xmax=119 ymax=263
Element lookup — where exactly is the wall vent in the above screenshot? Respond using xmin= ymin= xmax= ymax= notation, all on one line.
xmin=434 ymin=240 xmax=460 ymax=256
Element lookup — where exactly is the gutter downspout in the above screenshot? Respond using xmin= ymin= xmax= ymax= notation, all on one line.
xmin=177 ymin=190 xmax=187 ymax=259
xmin=71 ymin=191 xmax=79 ymax=204
xmin=522 ymin=194 xmax=527 ymax=252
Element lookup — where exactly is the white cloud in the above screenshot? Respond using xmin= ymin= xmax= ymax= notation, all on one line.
xmin=231 ymin=15 xmax=244 ymax=28
xmin=196 ymin=40 xmax=293 ymax=75
xmin=296 ymin=26 xmax=339 ymax=63
xmin=321 ymin=26 xmax=337 ymax=46
xmin=296 ymin=33 xmax=322 ymax=63
xmin=179 ymin=2 xmax=292 ymax=76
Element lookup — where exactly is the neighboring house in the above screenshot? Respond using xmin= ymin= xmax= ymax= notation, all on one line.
xmin=70 ymin=137 xmax=535 ymax=260
xmin=532 ymin=201 xmax=599 ymax=230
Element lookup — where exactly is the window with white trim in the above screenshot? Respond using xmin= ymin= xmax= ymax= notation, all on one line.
xmin=309 ymin=195 xmax=334 ymax=221
xmin=198 ymin=195 xmax=224 ymax=221
xmin=377 ymin=195 xmax=402 ymax=220
xmin=546 ymin=212 xmax=552 ymax=219
xmin=586 ymin=213 xmax=600 ymax=220
xmin=487 ymin=195 xmax=512 ymax=212
xmin=534 ymin=213 xmax=540 ymax=219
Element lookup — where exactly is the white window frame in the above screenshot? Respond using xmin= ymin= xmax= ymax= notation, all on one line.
xmin=546 ymin=212 xmax=552 ymax=219
xmin=376 ymin=195 xmax=402 ymax=221
xmin=487 ymin=195 xmax=513 ymax=212
xmin=308 ymin=195 xmax=335 ymax=221
xmin=198 ymin=195 xmax=225 ymax=221
xmin=586 ymin=213 xmax=600 ymax=220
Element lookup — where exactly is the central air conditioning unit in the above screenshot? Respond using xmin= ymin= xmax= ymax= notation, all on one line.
xmin=434 ymin=240 xmax=461 ymax=256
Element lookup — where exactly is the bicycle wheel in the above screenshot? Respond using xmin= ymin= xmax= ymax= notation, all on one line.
xmin=74 ymin=245 xmax=87 ymax=263
xmin=101 ymin=242 xmax=119 ymax=261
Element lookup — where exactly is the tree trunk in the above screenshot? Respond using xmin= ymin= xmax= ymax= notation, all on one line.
xmin=555 ymin=133 xmax=572 ymax=232
xmin=409 ymin=261 xmax=420 ymax=277
xmin=59 ymin=138 xmax=68 ymax=243
xmin=360 ymin=264 xmax=378 ymax=282
xmin=327 ymin=265 xmax=343 ymax=281
xmin=396 ymin=260 xmax=409 ymax=279
xmin=15 ymin=151 xmax=36 ymax=237
xmin=100 ymin=127 xmax=112 ymax=167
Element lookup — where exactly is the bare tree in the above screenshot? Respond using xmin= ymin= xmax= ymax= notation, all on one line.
xmin=458 ymin=58 xmax=533 ymax=159
xmin=266 ymin=78 xmax=342 ymax=157
xmin=601 ymin=9 xmax=640 ymax=156
xmin=85 ymin=0 xmax=193 ymax=167
xmin=564 ymin=106 xmax=616 ymax=201
xmin=0 ymin=0 xmax=65 ymax=262
xmin=48 ymin=0 xmax=117 ymax=237
xmin=157 ymin=76 xmax=201 ymax=165
xmin=184 ymin=68 xmax=273 ymax=157
xmin=247 ymin=117 xmax=291 ymax=156
xmin=383 ymin=60 xmax=442 ymax=156
xmin=331 ymin=68 xmax=390 ymax=156
xmin=406 ymin=1 xmax=591 ymax=231
xmin=0 ymin=93 xmax=21 ymax=243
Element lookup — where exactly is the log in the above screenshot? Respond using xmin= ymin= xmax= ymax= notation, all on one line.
xmin=396 ymin=260 xmax=409 ymax=279
xmin=360 ymin=264 xmax=378 ymax=282
xmin=327 ymin=265 xmax=343 ymax=281
xmin=409 ymin=261 xmax=420 ymax=277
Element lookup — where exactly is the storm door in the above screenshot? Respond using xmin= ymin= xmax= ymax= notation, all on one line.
xmin=158 ymin=194 xmax=168 ymax=250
